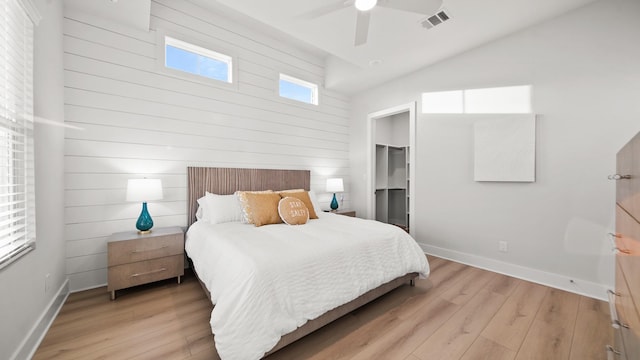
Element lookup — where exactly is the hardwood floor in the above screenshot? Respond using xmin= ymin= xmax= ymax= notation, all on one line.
xmin=34 ymin=256 xmax=612 ymax=359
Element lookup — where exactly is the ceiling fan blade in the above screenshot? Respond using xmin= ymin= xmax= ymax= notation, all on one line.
xmin=297 ymin=0 xmax=354 ymax=19
xmin=354 ymin=10 xmax=371 ymax=46
xmin=378 ymin=0 xmax=442 ymax=15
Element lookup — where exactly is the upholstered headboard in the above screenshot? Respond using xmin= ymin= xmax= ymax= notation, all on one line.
xmin=186 ymin=167 xmax=311 ymax=227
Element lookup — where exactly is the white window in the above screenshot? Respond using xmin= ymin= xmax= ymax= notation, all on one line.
xmin=165 ymin=36 xmax=233 ymax=83
xmin=1 ymin=0 xmax=37 ymax=269
xmin=422 ymin=85 xmax=531 ymax=114
xmin=279 ymin=73 xmax=318 ymax=105
xmin=421 ymin=90 xmax=463 ymax=114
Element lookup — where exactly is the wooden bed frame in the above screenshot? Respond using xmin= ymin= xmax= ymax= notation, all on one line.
xmin=186 ymin=166 xmax=418 ymax=356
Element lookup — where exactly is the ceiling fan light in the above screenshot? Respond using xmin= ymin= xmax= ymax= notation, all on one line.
xmin=355 ymin=0 xmax=377 ymax=11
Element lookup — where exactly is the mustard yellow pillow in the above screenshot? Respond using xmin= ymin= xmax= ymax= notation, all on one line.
xmin=278 ymin=197 xmax=309 ymax=225
xmin=277 ymin=190 xmax=318 ymax=219
xmin=236 ymin=191 xmax=282 ymax=227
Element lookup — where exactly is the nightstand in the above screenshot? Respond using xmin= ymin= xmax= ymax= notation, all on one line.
xmin=324 ymin=209 xmax=356 ymax=217
xmin=107 ymin=226 xmax=184 ymax=300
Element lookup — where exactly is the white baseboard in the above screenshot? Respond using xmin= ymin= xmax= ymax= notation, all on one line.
xmin=421 ymin=243 xmax=608 ymax=301
xmin=11 ymin=278 xmax=69 ymax=360
xmin=70 ymin=282 xmax=106 ymax=294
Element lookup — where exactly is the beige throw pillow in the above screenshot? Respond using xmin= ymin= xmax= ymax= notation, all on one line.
xmin=278 ymin=197 xmax=309 ymax=225
xmin=277 ymin=190 xmax=318 ymax=219
xmin=236 ymin=191 xmax=282 ymax=227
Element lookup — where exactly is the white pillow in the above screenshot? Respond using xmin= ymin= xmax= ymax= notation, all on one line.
xmin=202 ymin=192 xmax=244 ymax=224
xmin=308 ymin=190 xmax=322 ymax=215
xmin=195 ymin=204 xmax=204 ymax=221
xmin=196 ymin=196 xmax=207 ymax=221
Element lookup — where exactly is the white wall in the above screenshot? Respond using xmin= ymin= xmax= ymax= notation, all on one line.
xmin=63 ymin=0 xmax=351 ymax=291
xmin=375 ymin=113 xmax=409 ymax=146
xmin=350 ymin=0 xmax=640 ymax=298
xmin=0 ymin=0 xmax=67 ymax=359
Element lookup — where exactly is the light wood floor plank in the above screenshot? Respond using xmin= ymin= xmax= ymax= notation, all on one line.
xmin=348 ymin=297 xmax=460 ymax=360
xmin=186 ymin=346 xmax=219 ymax=360
xmin=568 ymin=296 xmax=613 ymax=360
xmin=34 ymin=258 xmax=611 ymax=360
xmin=484 ymin=272 xmax=521 ymax=298
xmin=439 ymin=267 xmax=498 ymax=306
xmin=185 ymin=328 xmax=216 ymax=358
xmin=425 ymin=258 xmax=470 ymax=291
xmin=460 ymin=336 xmax=516 ymax=360
xmin=481 ymin=281 xmax=549 ymax=351
xmin=36 ymin=296 xmax=210 ymax=356
xmin=514 ymin=289 xmax=581 ymax=360
xmin=267 ymin=280 xmax=437 ymax=360
xmin=411 ymin=287 xmax=507 ymax=360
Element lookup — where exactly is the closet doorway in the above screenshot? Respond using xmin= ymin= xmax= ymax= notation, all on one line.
xmin=366 ymin=102 xmax=416 ymax=237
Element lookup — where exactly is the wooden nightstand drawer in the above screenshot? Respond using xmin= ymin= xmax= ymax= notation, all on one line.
xmin=107 ymin=226 xmax=184 ymax=300
xmin=108 ymin=232 xmax=183 ymax=266
xmin=108 ymin=254 xmax=184 ymax=292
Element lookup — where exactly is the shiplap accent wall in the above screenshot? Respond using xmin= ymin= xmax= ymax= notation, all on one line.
xmin=63 ymin=0 xmax=351 ymax=291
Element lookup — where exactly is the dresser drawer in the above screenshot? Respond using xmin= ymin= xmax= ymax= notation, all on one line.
xmin=608 ymin=326 xmax=627 ymax=360
xmin=615 ymin=263 xmax=640 ymax=330
xmin=620 ymin=322 xmax=640 ymax=360
xmin=615 ymin=206 xmax=640 ymax=307
xmin=615 ymin=131 xmax=640 ymax=221
xmin=614 ymin=253 xmax=640 ymax=360
xmin=108 ymin=254 xmax=184 ymax=292
xmin=108 ymin=232 xmax=183 ymax=266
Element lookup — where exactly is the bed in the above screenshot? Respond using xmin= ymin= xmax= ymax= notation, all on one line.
xmin=185 ymin=167 xmax=430 ymax=359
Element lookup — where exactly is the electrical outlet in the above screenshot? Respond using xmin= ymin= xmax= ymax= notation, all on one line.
xmin=45 ymin=273 xmax=50 ymax=293
xmin=498 ymin=241 xmax=508 ymax=253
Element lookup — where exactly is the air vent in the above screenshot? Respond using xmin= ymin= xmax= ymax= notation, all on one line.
xmin=421 ymin=8 xmax=452 ymax=29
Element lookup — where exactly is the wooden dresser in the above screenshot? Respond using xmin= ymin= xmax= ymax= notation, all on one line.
xmin=107 ymin=226 xmax=184 ymax=300
xmin=335 ymin=210 xmax=356 ymax=217
xmin=609 ymin=131 xmax=640 ymax=359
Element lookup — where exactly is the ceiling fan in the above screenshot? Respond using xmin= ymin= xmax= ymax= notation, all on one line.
xmin=302 ymin=0 xmax=443 ymax=46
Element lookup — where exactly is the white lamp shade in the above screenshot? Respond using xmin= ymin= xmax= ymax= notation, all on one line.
xmin=126 ymin=179 xmax=163 ymax=202
xmin=326 ymin=178 xmax=344 ymax=192
xmin=355 ymin=0 xmax=377 ymax=11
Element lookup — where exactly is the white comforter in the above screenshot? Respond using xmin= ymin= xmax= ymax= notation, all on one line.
xmin=185 ymin=212 xmax=429 ymax=360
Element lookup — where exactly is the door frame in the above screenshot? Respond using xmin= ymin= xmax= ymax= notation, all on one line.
xmin=366 ymin=101 xmax=416 ymax=237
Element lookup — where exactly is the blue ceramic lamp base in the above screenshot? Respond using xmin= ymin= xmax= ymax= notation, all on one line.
xmin=330 ymin=193 xmax=339 ymax=210
xmin=136 ymin=202 xmax=154 ymax=234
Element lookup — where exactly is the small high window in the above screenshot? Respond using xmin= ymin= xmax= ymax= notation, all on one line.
xmin=165 ymin=36 xmax=232 ymax=83
xmin=279 ymin=74 xmax=318 ymax=105
xmin=422 ymin=85 xmax=531 ymax=114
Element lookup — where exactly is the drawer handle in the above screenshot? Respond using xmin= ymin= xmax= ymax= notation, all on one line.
xmin=608 ymin=233 xmax=631 ymax=254
xmin=612 ymin=319 xmax=629 ymax=329
xmin=131 ymin=245 xmax=169 ymax=254
xmin=608 ymin=174 xmax=631 ymax=180
xmin=613 ymin=247 xmax=631 ymax=255
xmin=608 ymin=290 xmax=629 ymax=329
xmin=606 ymin=345 xmax=621 ymax=360
xmin=129 ymin=268 xmax=167 ymax=278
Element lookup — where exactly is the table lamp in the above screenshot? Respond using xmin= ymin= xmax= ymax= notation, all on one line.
xmin=127 ymin=178 xmax=163 ymax=234
xmin=326 ymin=178 xmax=344 ymax=211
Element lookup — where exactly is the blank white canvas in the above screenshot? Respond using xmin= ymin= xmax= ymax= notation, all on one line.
xmin=474 ymin=115 xmax=536 ymax=182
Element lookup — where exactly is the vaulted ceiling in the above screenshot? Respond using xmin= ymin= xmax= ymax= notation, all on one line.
xmin=66 ymin=0 xmax=599 ymax=94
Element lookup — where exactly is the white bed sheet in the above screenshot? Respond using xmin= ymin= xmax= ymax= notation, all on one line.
xmin=185 ymin=212 xmax=429 ymax=360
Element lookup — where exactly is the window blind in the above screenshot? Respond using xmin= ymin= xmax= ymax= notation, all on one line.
xmin=0 ymin=0 xmax=36 ymax=269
